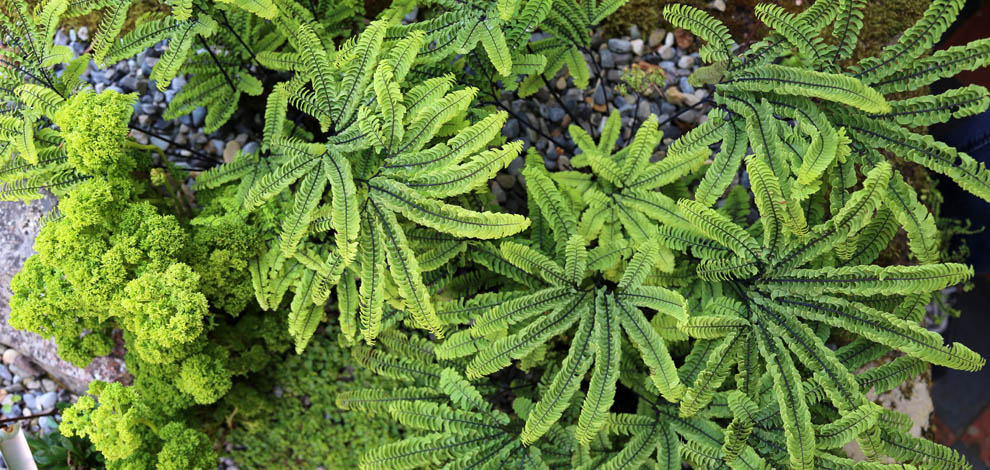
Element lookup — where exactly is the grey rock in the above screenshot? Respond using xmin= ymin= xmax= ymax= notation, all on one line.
xmin=599 ymin=49 xmax=615 ymax=68
xmin=648 ymin=29 xmax=666 ymax=48
xmin=636 ymin=100 xmax=652 ymax=121
xmin=659 ymin=44 xmax=676 ymax=61
xmin=496 ymin=173 xmax=516 ymax=189
xmin=543 ymin=155 xmax=558 ymax=171
xmin=660 ymin=102 xmax=677 ymax=114
xmin=606 ymin=69 xmax=623 ymax=82
xmin=547 ymin=106 xmax=565 ymax=123
xmin=0 ymin=365 xmax=10 ymax=382
xmin=191 ymin=106 xmax=206 ymax=127
xmin=664 ymin=32 xmax=675 ymax=47
xmin=141 ymin=103 xmax=156 ymax=115
xmin=242 ymin=142 xmax=260 ymax=155
xmin=77 ymin=26 xmax=89 ymax=41
xmin=38 ymin=391 xmax=56 ymax=410
xmin=507 ymin=156 xmax=525 ymax=176
xmin=41 ymin=379 xmax=56 ymax=392
xmin=613 ymin=53 xmax=632 ymax=66
xmin=502 ymin=118 xmax=520 ymax=139
xmin=629 ymin=25 xmax=641 ymax=40
xmin=142 ymin=57 xmax=158 ymax=77
xmin=593 ymin=85 xmax=607 ymax=105
xmin=150 ymin=137 xmax=169 ymax=152
xmin=490 ymin=182 xmax=507 ymax=204
xmin=22 ymin=394 xmax=36 ymax=411
xmin=607 ymin=38 xmax=631 ymax=54
xmin=54 ymin=30 xmax=69 ymax=46
xmin=679 ymin=76 xmax=695 ymax=94
xmin=619 ymin=103 xmax=636 ymax=118
xmin=120 ymin=75 xmax=139 ymax=92
xmin=677 ymin=55 xmax=695 ymax=69
xmin=660 ymin=125 xmax=682 ymax=141
xmin=630 ymin=39 xmax=645 ymax=56
xmin=39 ymin=416 xmax=57 ymax=433
xmin=678 ymin=110 xmax=701 ymax=123
xmin=211 ymin=139 xmax=225 ymax=155
xmin=6 ymin=404 xmax=21 ymax=417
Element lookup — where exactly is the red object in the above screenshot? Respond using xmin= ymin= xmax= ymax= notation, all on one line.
xmin=938 ymin=1 xmax=990 ymax=88
xmin=960 ymin=407 xmax=990 ymax=466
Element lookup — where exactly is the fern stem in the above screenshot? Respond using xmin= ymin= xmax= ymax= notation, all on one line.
xmin=198 ymin=36 xmax=236 ymax=92
xmin=216 ymin=9 xmax=260 ymax=66
xmin=127 ymin=125 xmax=221 ymax=164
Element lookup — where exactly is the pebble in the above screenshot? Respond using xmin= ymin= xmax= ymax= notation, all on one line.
xmin=665 ymin=87 xmax=688 ymax=107
xmin=502 ymin=118 xmax=520 ymax=139
xmin=41 ymin=379 xmax=56 ymax=392
xmin=678 ymin=55 xmax=696 ymax=69
xmin=648 ymin=29 xmax=666 ymax=48
xmin=23 ymin=394 xmax=36 ymax=411
xmin=593 ymin=85 xmax=607 ymax=105
xmin=77 ymin=26 xmax=89 ymax=41
xmin=223 ymin=141 xmax=242 ymax=163
xmin=496 ymin=173 xmax=516 ymax=189
xmin=636 ymin=101 xmax=652 ymax=121
xmin=191 ymin=106 xmax=207 ymax=127
xmin=507 ymin=156 xmax=525 ymax=176
xmin=607 ymin=38 xmax=632 ymax=54
xmin=665 ymin=32 xmax=675 ymax=47
xmin=630 ymin=39 xmax=645 ymax=56
xmin=679 ymin=76 xmax=695 ymax=94
xmin=242 ymin=142 xmax=260 ymax=155
xmin=490 ymin=182 xmax=507 ymax=204
xmin=629 ymin=25 xmax=641 ymax=40
xmin=599 ymin=49 xmax=615 ymax=68
xmin=150 ymin=136 xmax=170 ymax=152
xmin=0 ymin=365 xmax=11 ymax=382
xmin=659 ymin=45 xmax=675 ymax=61
xmin=38 ymin=392 xmax=56 ymax=410
xmin=710 ymin=0 xmax=727 ymax=11
xmin=3 ymin=350 xmax=19 ymax=365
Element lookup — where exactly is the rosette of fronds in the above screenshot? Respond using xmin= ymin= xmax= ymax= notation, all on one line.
xmin=562 ymin=110 xmax=711 ymax=258
xmin=433 ymin=164 xmax=689 ymax=445
xmin=217 ymin=22 xmax=529 ymax=352
xmin=658 ymin=159 xmax=983 ymax=470
xmin=336 ymin=326 xmax=573 ymax=470
xmin=665 ymin=0 xmax=990 ymax=265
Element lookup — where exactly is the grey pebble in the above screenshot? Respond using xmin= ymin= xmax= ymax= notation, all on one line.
xmin=679 ymin=77 xmax=695 ymax=94
xmin=607 ymin=38 xmax=631 ymax=54
xmin=599 ymin=49 xmax=615 ymax=68
xmin=38 ymin=391 xmax=56 ymax=410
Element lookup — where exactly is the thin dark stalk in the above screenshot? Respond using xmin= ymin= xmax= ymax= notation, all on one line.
xmin=198 ymin=36 xmax=237 ymax=92
xmin=0 ymin=409 xmax=57 ymax=425
xmin=128 ymin=125 xmax=222 ymax=164
xmin=217 ymin=10 xmax=261 ymax=66
xmin=481 ymin=100 xmax=575 ymax=155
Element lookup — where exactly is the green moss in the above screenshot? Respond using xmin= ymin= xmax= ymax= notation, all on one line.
xmin=224 ymin=333 xmax=402 ymax=469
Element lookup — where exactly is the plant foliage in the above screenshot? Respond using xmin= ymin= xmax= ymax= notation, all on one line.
xmin=0 ymin=0 xmax=988 ymax=469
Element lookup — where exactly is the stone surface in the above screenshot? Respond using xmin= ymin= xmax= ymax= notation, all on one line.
xmin=0 ymin=196 xmax=128 ymax=395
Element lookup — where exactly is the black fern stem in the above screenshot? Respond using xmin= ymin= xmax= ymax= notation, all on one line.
xmin=217 ymin=9 xmax=261 ymax=67
xmin=127 ymin=125 xmax=222 ymax=164
xmin=198 ymin=36 xmax=237 ymax=92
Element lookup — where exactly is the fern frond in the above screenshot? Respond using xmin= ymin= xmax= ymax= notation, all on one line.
xmin=721 ymin=65 xmax=889 ymax=113
xmin=663 ymin=4 xmax=735 ymax=63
